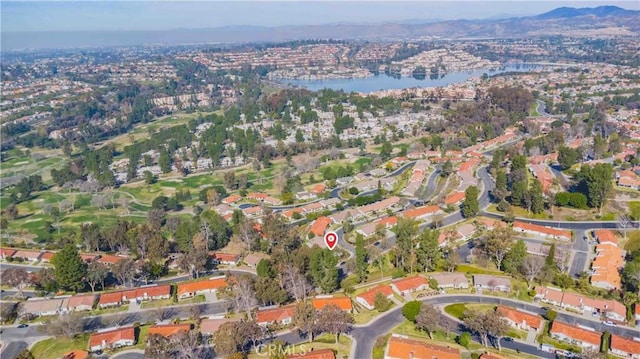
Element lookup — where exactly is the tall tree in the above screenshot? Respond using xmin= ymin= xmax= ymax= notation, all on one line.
xmin=112 ymin=258 xmax=135 ymax=286
xmin=52 ymin=244 xmax=87 ymax=292
xmin=86 ymin=261 xmax=109 ymax=292
xmin=229 ymin=275 xmax=258 ymax=320
xmin=212 ymin=322 xmax=240 ymax=357
xmin=520 ymin=255 xmax=545 ymax=288
xmin=487 ymin=310 xmax=510 ymax=351
xmin=309 ymin=248 xmax=339 ymax=293
xmin=392 ymin=217 xmax=419 ymax=271
xmin=316 ymin=304 xmax=354 ymax=344
xmin=41 ymin=312 xmax=84 ymax=338
xmin=529 ymin=179 xmax=545 ymax=214
xmin=415 ymin=304 xmax=441 ymax=339
xmin=480 ymin=226 xmax=514 ymax=270
xmin=415 ymin=229 xmax=442 ymax=272
xmin=502 ymin=239 xmax=527 ymax=274
xmin=354 ymin=234 xmax=368 ymax=282
xmin=462 ymin=186 xmax=480 ymax=218
xmin=1 ymin=268 xmax=30 ymax=297
xmin=293 ymin=301 xmax=317 ymax=343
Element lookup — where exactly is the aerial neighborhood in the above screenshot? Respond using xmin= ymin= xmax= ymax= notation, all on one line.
xmin=2 ymin=3 xmax=640 ymax=359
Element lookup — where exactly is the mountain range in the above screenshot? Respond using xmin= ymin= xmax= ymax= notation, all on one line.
xmin=2 ymin=5 xmax=639 ymax=50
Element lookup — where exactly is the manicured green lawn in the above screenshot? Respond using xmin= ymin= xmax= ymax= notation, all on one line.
xmin=443 ymin=303 xmax=495 ymax=320
xmin=31 ymin=333 xmax=89 ymax=359
xmin=248 ymin=333 xmax=351 ymax=359
xmin=456 ymin=264 xmax=502 ymax=275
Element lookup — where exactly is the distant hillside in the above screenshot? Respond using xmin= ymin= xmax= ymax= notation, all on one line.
xmin=3 ymin=5 xmax=639 ymax=50
xmin=535 ymin=5 xmax=639 ymax=20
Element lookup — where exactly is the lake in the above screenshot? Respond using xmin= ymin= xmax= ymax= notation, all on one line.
xmin=281 ymin=63 xmax=542 ymax=93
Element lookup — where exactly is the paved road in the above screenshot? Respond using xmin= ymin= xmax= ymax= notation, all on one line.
xmin=535 ymin=99 xmax=550 ymax=117
xmin=0 ymin=289 xmax=36 ymax=300
xmin=1 ymin=301 xmax=230 ymax=342
xmin=0 ymin=340 xmax=28 ymax=359
xmin=351 ymin=294 xmax=640 ymax=359
xmin=0 ymin=263 xmax=43 ymax=272
xmin=423 ymin=166 xmax=441 ymax=201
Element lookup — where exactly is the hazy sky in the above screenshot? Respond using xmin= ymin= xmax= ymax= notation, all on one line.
xmin=3 ymin=0 xmax=639 ymax=32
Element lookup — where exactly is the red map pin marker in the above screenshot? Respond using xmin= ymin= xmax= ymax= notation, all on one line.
xmin=324 ymin=231 xmax=338 ymax=250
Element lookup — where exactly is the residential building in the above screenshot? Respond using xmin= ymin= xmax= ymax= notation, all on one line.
xmin=176 ymin=277 xmax=227 ymax=299
xmin=609 ymin=334 xmax=640 ymax=359
xmin=62 ymin=351 xmax=89 ymax=359
xmin=211 ymin=252 xmax=240 ymax=266
xmin=200 ymin=317 xmax=240 ymax=337
xmin=444 ymin=192 xmax=465 ymax=206
xmin=428 ymin=273 xmax=469 ymax=289
xmin=593 ymin=230 xmax=618 ymax=245
xmin=97 ymin=285 xmax=172 ymax=308
xmin=355 ymin=285 xmax=394 ymax=310
xmin=311 ymin=296 xmax=352 ymax=312
xmin=148 ymin=324 xmax=191 ymax=338
xmin=19 ymin=298 xmax=65 ymax=317
xmin=66 ymin=294 xmax=96 ymax=312
xmin=549 ymin=321 xmax=601 ymax=350
xmin=89 ymin=327 xmax=136 ymax=352
xmin=496 ymin=306 xmax=543 ymax=331
xmin=256 ymin=304 xmax=297 ymax=326
xmin=390 ymin=276 xmax=429 ymax=296
xmin=473 ymin=275 xmax=511 ymax=292
xmin=512 ymin=221 xmax=572 ymax=241
xmin=310 ymin=217 xmax=332 ymax=237
xmin=12 ymin=250 xmax=42 ymax=262
xmin=384 ymin=334 xmax=460 ymax=359
xmin=401 ymin=205 xmax=442 ymax=221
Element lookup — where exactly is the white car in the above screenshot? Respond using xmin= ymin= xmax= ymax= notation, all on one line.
xmin=602 ymin=321 xmax=616 ymax=327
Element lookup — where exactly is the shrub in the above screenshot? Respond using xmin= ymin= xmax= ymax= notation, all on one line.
xmin=457 ymin=332 xmax=471 ymax=347
xmin=348 ymin=187 xmax=359 ymax=195
xmin=374 ymin=292 xmax=393 ymax=312
xmin=402 ymin=301 xmax=422 ymax=322
xmin=545 ymin=309 xmax=557 ymax=322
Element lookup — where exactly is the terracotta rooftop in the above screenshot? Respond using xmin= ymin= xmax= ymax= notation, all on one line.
xmin=444 ymin=192 xmax=465 ymax=205
xmin=62 ymin=350 xmax=89 ymax=359
xmin=386 ymin=335 xmax=460 ymax=359
xmin=89 ymin=327 xmax=135 ymax=348
xmin=176 ymin=278 xmax=227 ymax=296
xmin=391 ymin=276 xmax=428 ymax=293
xmin=496 ymin=306 xmax=543 ymax=329
xmin=356 ymin=285 xmax=393 ymax=307
xmin=593 ymin=229 xmax=617 ymax=245
xmin=311 ymin=296 xmax=352 ymax=311
xmin=310 ymin=216 xmax=332 ymax=237
xmin=256 ymin=304 xmax=296 ymax=324
xmin=402 ymin=205 xmax=441 ymax=219
xmin=148 ymin=324 xmax=191 ymax=338
xmin=550 ymin=321 xmax=602 ymax=346
xmin=513 ymin=221 xmax=571 ymax=239
xmin=610 ymin=334 xmax=640 ymax=355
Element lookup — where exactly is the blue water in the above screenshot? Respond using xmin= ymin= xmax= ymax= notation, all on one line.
xmin=282 ymin=63 xmax=542 ymax=93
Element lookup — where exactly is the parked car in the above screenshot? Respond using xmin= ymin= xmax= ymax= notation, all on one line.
xmin=17 ymin=324 xmax=28 ymax=329
xmin=603 ymin=321 xmax=616 ymax=327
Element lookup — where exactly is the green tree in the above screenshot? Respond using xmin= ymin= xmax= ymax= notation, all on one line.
xmin=530 ymin=178 xmax=545 ymax=214
xmin=502 ymin=239 xmax=527 ymax=274
xmin=309 ymin=248 xmax=339 ymax=293
xmin=441 ymin=160 xmax=454 ymax=177
xmin=16 ymin=349 xmax=35 ymax=359
xmin=511 ymin=155 xmax=527 ymax=172
xmin=354 ymin=234 xmax=368 ymax=282
xmin=558 ymin=146 xmax=579 ymax=170
xmin=462 ymin=186 xmax=479 ymax=218
xmin=546 ymin=243 xmax=557 ymax=270
xmin=373 ymin=292 xmax=392 ymax=312
xmin=586 ymin=163 xmax=614 ymax=213
xmin=158 ymin=149 xmax=171 ymax=173
xmin=457 ymin=332 xmax=471 ymax=348
xmin=392 ymin=217 xmax=419 ymax=271
xmin=402 ymin=301 xmax=422 ymax=322
xmin=415 ymin=229 xmax=442 ymax=272
xmin=510 ymin=181 xmax=527 ymax=207
xmin=256 ymin=259 xmax=275 ymax=278
xmin=380 ymin=141 xmax=393 ymax=160
xmin=52 ymin=244 xmax=87 ymax=292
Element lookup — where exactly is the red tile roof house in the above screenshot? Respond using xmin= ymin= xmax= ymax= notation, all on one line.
xmin=0 ymin=247 xmax=16 ymax=259
xmin=593 ymin=229 xmax=618 ymax=246
xmin=97 ymin=254 xmax=129 ymax=265
xmin=40 ymin=251 xmax=55 ymax=263
xmin=428 ymin=273 xmax=469 ymax=290
xmin=617 ymin=170 xmax=640 ymax=190
xmin=496 ymin=306 xmax=543 ymax=331
xmin=549 ymin=321 xmax=602 ymax=351
xmin=355 ymin=285 xmax=394 ymax=310
xmin=89 ymin=327 xmax=136 ymax=352
xmin=443 ymin=192 xmax=465 ymax=206
xmin=176 ymin=277 xmax=227 ymax=299
xmin=98 ymin=285 xmax=171 ymax=308
xmin=310 ymin=216 xmax=332 ymax=237
xmin=311 ymin=296 xmax=353 ymax=312
xmin=534 ymin=286 xmax=564 ymax=307
xmin=385 ymin=334 xmax=460 ymax=359
xmin=12 ymin=250 xmax=42 ymax=262
xmin=222 ymin=194 xmax=242 ymax=204
xmin=256 ymin=304 xmax=297 ymax=327
xmin=211 ymin=252 xmax=240 ymax=266
xmin=390 ymin=276 xmax=429 ymax=297
xmin=473 ymin=275 xmax=511 ymax=292
xmin=512 ymin=221 xmax=572 ymax=241
xmin=148 ymin=323 xmax=191 ymax=338
xmin=609 ymin=334 xmax=640 ymax=359
xmin=635 ymin=303 xmax=640 ymax=326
